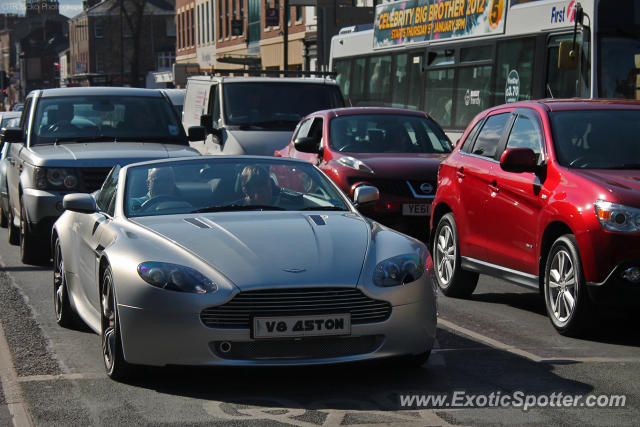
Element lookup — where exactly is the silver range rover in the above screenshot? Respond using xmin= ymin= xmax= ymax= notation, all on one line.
xmin=1 ymin=87 xmax=200 ymax=265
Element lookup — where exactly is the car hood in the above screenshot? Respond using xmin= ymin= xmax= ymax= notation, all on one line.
xmin=132 ymin=211 xmax=369 ymax=290
xmin=225 ymin=129 xmax=293 ymax=156
xmin=338 ymin=153 xmax=448 ymax=179
xmin=575 ymin=169 xmax=640 ymax=204
xmin=27 ymin=142 xmax=198 ymax=166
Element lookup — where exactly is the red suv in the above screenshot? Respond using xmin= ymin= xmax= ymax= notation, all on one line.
xmin=430 ymin=99 xmax=640 ymax=336
xmin=276 ymin=107 xmax=452 ymax=240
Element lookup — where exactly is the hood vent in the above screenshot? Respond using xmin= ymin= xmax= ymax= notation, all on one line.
xmin=184 ymin=218 xmax=211 ymax=229
xmin=309 ymin=215 xmax=326 ymax=226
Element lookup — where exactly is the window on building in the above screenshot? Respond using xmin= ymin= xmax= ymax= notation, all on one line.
xmin=219 ymin=0 xmax=223 ymax=39
xmin=206 ymin=2 xmax=210 ymax=42
xmin=157 ymin=51 xmax=175 ymax=69
xmin=295 ymin=6 xmax=302 ymax=22
xmin=225 ymin=0 xmax=229 ymax=37
xmin=94 ymin=18 xmax=103 ymax=38
xmin=166 ymin=16 xmax=176 ymax=37
xmin=197 ymin=5 xmax=201 ymax=44
xmin=95 ymin=51 xmax=104 ymax=72
xmin=190 ymin=8 xmax=195 ymax=45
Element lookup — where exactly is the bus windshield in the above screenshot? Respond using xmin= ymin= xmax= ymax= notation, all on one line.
xmin=599 ymin=36 xmax=640 ymax=99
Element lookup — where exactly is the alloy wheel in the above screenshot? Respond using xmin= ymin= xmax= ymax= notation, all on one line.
xmin=53 ymin=243 xmax=64 ymax=321
xmin=547 ymin=248 xmax=577 ymax=323
xmin=101 ymin=273 xmax=116 ymax=372
xmin=435 ymin=224 xmax=456 ymax=286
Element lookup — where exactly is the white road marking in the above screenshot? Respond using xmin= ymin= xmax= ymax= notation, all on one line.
xmin=438 ymin=317 xmax=640 ymax=363
xmin=0 ymin=323 xmax=35 ymax=427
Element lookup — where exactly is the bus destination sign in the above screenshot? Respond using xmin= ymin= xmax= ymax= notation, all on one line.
xmin=374 ymin=0 xmax=507 ymax=49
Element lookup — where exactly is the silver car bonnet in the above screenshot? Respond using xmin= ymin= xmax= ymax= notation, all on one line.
xmin=27 ymin=142 xmax=198 ymax=166
xmin=225 ymin=130 xmax=293 ymax=156
xmin=131 ymin=211 xmax=369 ymax=290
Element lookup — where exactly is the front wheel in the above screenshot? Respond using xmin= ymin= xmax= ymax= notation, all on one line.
xmin=543 ymin=235 xmax=593 ymax=336
xmin=101 ymin=266 xmax=132 ymax=381
xmin=20 ymin=203 xmax=48 ymax=265
xmin=433 ymin=213 xmax=478 ymax=297
xmin=53 ymin=238 xmax=79 ymax=328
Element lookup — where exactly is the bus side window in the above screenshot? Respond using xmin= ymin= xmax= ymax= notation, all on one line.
xmin=495 ymin=37 xmax=535 ymax=104
xmin=334 ymin=59 xmax=352 ymax=101
xmin=546 ymin=33 xmax=590 ymax=98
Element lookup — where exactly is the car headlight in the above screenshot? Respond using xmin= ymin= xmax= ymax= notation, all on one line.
xmin=373 ymin=251 xmax=426 ymax=287
xmin=337 ymin=156 xmax=374 ymax=174
xmin=34 ymin=167 xmax=78 ymax=190
xmin=137 ymin=262 xmax=217 ymax=293
xmin=594 ymin=200 xmax=640 ymax=232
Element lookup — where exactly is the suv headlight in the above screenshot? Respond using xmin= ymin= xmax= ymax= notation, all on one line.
xmin=337 ymin=156 xmax=374 ymax=174
xmin=34 ymin=167 xmax=78 ymax=190
xmin=594 ymin=200 xmax=640 ymax=232
xmin=373 ymin=249 xmax=426 ymax=287
xmin=137 ymin=262 xmax=217 ymax=293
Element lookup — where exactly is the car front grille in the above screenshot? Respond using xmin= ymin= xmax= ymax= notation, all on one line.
xmin=210 ymin=335 xmax=384 ymax=360
xmin=200 ymin=287 xmax=392 ymax=329
xmin=79 ymin=167 xmax=112 ymax=192
xmin=346 ymin=178 xmax=436 ymax=198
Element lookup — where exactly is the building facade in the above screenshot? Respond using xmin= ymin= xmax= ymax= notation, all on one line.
xmin=68 ymin=0 xmax=176 ymax=87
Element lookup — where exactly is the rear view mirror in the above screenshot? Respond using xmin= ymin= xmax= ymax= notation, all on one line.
xmin=558 ymin=41 xmax=578 ymax=70
xmin=63 ymin=193 xmax=97 ymax=214
xmin=200 ymin=114 xmax=213 ymax=132
xmin=188 ymin=126 xmax=206 ymax=141
xmin=0 ymin=127 xmax=24 ymax=143
xmin=500 ymin=147 xmax=538 ymax=173
xmin=353 ymin=185 xmax=379 ymax=206
xmin=294 ymin=136 xmax=320 ymax=154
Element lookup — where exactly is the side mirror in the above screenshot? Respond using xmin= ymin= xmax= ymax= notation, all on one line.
xmin=1 ymin=127 xmax=24 ymax=143
xmin=62 ymin=193 xmax=97 ymax=214
xmin=500 ymin=147 xmax=538 ymax=173
xmin=294 ymin=136 xmax=320 ymax=154
xmin=188 ymin=126 xmax=207 ymax=141
xmin=353 ymin=185 xmax=379 ymax=206
xmin=200 ymin=114 xmax=213 ymax=132
xmin=558 ymin=41 xmax=578 ymax=70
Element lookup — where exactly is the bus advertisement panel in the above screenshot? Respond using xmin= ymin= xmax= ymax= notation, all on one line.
xmin=374 ymin=0 xmax=507 ymax=49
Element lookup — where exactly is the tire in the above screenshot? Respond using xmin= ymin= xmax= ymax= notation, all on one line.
xmin=543 ymin=235 xmax=593 ymax=336
xmin=0 ymin=205 xmax=7 ymax=228
xmin=53 ymin=238 xmax=80 ymax=328
xmin=101 ymin=266 xmax=132 ymax=381
xmin=20 ymin=202 xmax=48 ymax=265
xmin=8 ymin=207 xmax=19 ymax=245
xmin=432 ymin=213 xmax=479 ymax=297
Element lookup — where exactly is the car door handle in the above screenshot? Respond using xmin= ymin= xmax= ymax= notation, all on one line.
xmin=456 ymin=168 xmax=465 ymax=180
xmin=489 ymin=180 xmax=499 ymax=194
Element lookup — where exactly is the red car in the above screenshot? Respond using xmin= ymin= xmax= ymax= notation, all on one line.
xmin=275 ymin=107 xmax=452 ymax=240
xmin=430 ymin=99 xmax=640 ymax=335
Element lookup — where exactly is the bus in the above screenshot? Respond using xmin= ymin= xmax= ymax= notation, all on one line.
xmin=330 ymin=0 xmax=640 ymax=138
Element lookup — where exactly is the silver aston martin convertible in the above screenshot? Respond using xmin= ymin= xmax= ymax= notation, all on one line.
xmin=52 ymin=156 xmax=437 ymax=380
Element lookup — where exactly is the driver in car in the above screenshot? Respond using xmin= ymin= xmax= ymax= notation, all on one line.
xmin=131 ymin=167 xmax=184 ymax=212
xmin=239 ymin=165 xmax=281 ymax=206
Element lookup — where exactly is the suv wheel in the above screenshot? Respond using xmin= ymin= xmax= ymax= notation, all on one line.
xmin=20 ymin=202 xmax=47 ymax=265
xmin=8 ymin=207 xmax=19 ymax=245
xmin=0 ymin=204 xmax=7 ymax=228
xmin=433 ymin=213 xmax=479 ymax=297
xmin=543 ymin=235 xmax=593 ymax=336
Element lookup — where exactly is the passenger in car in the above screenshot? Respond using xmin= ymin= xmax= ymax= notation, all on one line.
xmin=130 ymin=167 xmax=185 ymax=211
xmin=238 ymin=165 xmax=281 ymax=206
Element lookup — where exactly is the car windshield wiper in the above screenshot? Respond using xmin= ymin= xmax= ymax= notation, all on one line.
xmin=301 ymin=206 xmax=348 ymax=211
xmin=54 ymin=136 xmax=118 ymax=144
xmin=190 ymin=204 xmax=286 ymax=213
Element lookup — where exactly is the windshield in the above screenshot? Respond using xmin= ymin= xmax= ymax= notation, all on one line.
xmin=31 ymin=95 xmax=187 ymax=145
xmin=599 ymin=36 xmax=640 ymax=98
xmin=550 ymin=109 xmax=640 ymax=169
xmin=223 ymin=82 xmax=344 ymax=129
xmin=125 ymin=158 xmax=351 ymax=217
xmin=329 ymin=114 xmax=452 ymax=154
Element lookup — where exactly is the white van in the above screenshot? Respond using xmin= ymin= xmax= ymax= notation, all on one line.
xmin=183 ymin=76 xmax=345 ymax=156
